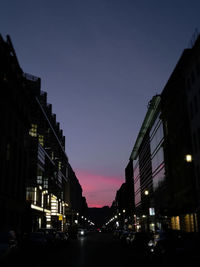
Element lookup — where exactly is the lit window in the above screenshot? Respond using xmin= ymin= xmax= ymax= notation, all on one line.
xmin=38 ymin=135 xmax=44 ymax=147
xmin=37 ymin=168 xmax=43 ymax=185
xmin=29 ymin=124 xmax=37 ymax=137
xmin=26 ymin=187 xmax=35 ymax=202
xmin=44 ymin=178 xmax=48 ymax=189
xmin=58 ymin=161 xmax=62 ymax=170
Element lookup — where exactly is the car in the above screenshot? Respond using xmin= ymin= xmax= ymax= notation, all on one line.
xmin=113 ymin=229 xmax=123 ymax=238
xmin=0 ymin=231 xmax=18 ymax=262
xmin=126 ymin=231 xmax=136 ymax=245
xmin=27 ymin=232 xmax=48 ymax=251
xmin=119 ymin=230 xmax=130 ymax=245
xmin=129 ymin=231 xmax=154 ymax=254
xmin=55 ymin=231 xmax=69 ymax=246
xmin=38 ymin=228 xmax=57 ymax=246
xmin=77 ymin=228 xmax=87 ymax=237
xmin=148 ymin=229 xmax=200 ymax=264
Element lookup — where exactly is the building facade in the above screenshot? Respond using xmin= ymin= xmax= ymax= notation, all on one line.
xmin=184 ymin=36 xmax=200 ymax=230
xmin=130 ymin=35 xmax=200 ymax=232
xmin=0 ymin=35 xmax=30 ymax=233
xmin=24 ymin=75 xmax=70 ymax=231
xmin=0 ymin=35 xmax=86 ymax=233
xmin=130 ymin=95 xmax=163 ymax=232
xmin=161 ymin=46 xmax=197 ymax=232
xmin=112 ymin=160 xmax=135 ymax=229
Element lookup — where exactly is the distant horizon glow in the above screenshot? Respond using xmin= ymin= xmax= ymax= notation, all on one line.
xmin=75 ymin=169 xmax=123 ymax=208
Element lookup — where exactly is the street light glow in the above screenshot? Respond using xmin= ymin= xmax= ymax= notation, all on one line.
xmin=185 ymin=154 xmax=192 ymax=162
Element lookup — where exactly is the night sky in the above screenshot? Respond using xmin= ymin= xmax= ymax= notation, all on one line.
xmin=1 ymin=0 xmax=200 ymax=207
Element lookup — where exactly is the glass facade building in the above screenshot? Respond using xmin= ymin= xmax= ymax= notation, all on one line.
xmin=150 ymin=113 xmax=165 ymax=191
xmin=133 ymin=158 xmax=141 ymax=208
xmin=131 ymin=95 xmax=162 ymax=231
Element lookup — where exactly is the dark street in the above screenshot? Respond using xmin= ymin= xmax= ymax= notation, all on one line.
xmin=4 ymin=232 xmax=150 ymax=267
xmin=3 ymin=231 xmax=197 ymax=267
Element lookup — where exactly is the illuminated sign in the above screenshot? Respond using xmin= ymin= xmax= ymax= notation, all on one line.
xmin=149 ymin=207 xmax=155 ymax=216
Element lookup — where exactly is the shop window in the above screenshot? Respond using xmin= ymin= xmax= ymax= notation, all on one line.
xmin=171 ymin=216 xmax=180 ymax=230
xmin=184 ymin=214 xmax=195 ymax=232
xmin=26 ymin=187 xmax=35 ymax=202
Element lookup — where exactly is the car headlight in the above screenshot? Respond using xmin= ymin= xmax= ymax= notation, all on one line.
xmin=148 ymin=240 xmax=154 ymax=247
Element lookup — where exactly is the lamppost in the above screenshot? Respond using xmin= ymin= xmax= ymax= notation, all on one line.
xmin=185 ymin=154 xmax=198 ymax=231
xmin=144 ymin=189 xmax=150 ymax=232
xmin=122 ymin=209 xmax=126 ymax=229
xmin=75 ymin=213 xmax=79 ymax=225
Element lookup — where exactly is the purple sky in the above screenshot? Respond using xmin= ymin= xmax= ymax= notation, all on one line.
xmin=1 ymin=0 xmax=200 ymax=207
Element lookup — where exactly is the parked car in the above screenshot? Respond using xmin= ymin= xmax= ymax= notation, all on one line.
xmin=55 ymin=231 xmax=69 ymax=246
xmin=27 ymin=232 xmax=48 ymax=250
xmin=129 ymin=231 xmax=153 ymax=253
xmin=148 ymin=230 xmax=200 ymax=264
xmin=38 ymin=228 xmax=57 ymax=247
xmin=0 ymin=231 xmax=18 ymax=262
xmin=119 ymin=230 xmax=130 ymax=245
xmin=126 ymin=231 xmax=136 ymax=245
xmin=113 ymin=229 xmax=123 ymax=238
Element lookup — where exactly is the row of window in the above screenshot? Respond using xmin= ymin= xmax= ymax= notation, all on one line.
xmin=29 ymin=124 xmax=45 ymax=147
xmin=150 ymin=116 xmax=165 ymax=191
xmin=133 ymin=159 xmax=141 ymax=207
xmin=133 ymin=115 xmax=166 ymax=208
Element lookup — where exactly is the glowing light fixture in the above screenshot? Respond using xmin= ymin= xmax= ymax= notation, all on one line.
xmin=185 ymin=154 xmax=192 ymax=162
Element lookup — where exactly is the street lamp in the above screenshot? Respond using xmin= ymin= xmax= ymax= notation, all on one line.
xmin=144 ymin=190 xmax=150 ymax=231
xmin=185 ymin=154 xmax=192 ymax=162
xmin=76 ymin=213 xmax=79 ymax=224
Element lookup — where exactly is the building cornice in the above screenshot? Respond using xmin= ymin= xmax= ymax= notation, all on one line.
xmin=130 ymin=95 xmax=161 ymax=160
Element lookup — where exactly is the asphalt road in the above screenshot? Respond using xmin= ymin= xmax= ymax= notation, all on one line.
xmin=11 ymin=232 xmax=148 ymax=267
xmin=4 ymin=232 xmax=200 ymax=267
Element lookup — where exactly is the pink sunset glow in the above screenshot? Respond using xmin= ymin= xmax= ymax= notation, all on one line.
xmin=75 ymin=170 xmax=123 ymax=208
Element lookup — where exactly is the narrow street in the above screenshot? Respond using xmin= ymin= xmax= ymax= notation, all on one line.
xmin=10 ymin=232 xmax=149 ymax=267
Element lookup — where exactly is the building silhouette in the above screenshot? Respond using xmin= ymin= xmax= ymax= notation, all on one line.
xmin=128 ymin=35 xmax=200 ymax=232
xmin=0 ymin=35 xmax=87 ymax=233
